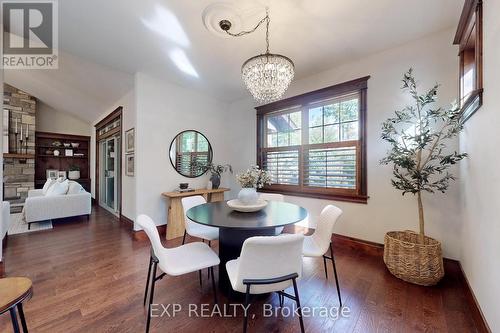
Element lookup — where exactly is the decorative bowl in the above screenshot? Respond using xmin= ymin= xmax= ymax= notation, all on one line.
xmin=227 ymin=199 xmax=267 ymax=212
xmin=71 ymin=142 xmax=80 ymax=148
xmin=63 ymin=143 xmax=71 ymax=147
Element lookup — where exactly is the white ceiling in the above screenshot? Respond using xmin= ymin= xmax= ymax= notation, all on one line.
xmin=5 ymin=0 xmax=463 ymax=121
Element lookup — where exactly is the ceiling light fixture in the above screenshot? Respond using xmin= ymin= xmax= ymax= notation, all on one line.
xmin=219 ymin=9 xmax=294 ymax=103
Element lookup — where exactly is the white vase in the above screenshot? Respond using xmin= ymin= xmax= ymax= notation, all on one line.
xmin=238 ymin=187 xmax=258 ymax=205
xmin=68 ymin=170 xmax=80 ymax=180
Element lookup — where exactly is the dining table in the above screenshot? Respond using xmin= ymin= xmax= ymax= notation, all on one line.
xmin=186 ymin=200 xmax=308 ymax=294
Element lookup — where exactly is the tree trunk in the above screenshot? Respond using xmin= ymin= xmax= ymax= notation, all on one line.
xmin=417 ymin=191 xmax=425 ymax=244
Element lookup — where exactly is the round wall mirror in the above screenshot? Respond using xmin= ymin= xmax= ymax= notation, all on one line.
xmin=169 ymin=130 xmax=213 ymax=178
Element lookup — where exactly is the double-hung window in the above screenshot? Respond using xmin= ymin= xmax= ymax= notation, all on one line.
xmin=256 ymin=76 xmax=369 ymax=203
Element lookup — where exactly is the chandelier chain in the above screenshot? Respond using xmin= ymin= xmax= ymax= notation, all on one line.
xmin=224 ymin=9 xmax=270 ymax=54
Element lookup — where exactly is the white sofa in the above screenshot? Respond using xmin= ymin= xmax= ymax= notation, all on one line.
xmin=1 ymin=201 xmax=11 ymax=262
xmin=24 ymin=182 xmax=91 ymax=229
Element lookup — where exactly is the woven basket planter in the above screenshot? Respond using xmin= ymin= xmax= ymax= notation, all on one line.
xmin=383 ymin=230 xmax=444 ymax=286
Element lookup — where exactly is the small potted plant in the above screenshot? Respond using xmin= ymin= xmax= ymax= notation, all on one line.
xmin=380 ymin=69 xmax=467 ymax=286
xmin=192 ymin=162 xmax=232 ymax=189
xmin=235 ymin=165 xmax=272 ymax=205
xmin=68 ymin=165 xmax=81 ymax=180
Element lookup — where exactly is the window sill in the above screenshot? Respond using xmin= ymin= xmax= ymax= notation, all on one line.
xmin=258 ymin=188 xmax=369 ymax=204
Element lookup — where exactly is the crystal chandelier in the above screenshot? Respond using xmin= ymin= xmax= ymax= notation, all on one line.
xmin=219 ymin=10 xmax=294 ymax=103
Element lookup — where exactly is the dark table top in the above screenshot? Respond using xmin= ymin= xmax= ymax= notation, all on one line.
xmin=186 ymin=201 xmax=308 ymax=230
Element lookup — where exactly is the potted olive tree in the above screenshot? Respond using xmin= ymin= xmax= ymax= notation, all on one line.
xmin=380 ymin=69 xmax=467 ymax=286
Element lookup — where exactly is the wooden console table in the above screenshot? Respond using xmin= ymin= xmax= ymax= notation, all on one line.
xmin=161 ymin=188 xmax=230 ymax=240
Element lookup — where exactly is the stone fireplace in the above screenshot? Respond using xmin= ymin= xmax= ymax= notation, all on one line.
xmin=3 ymin=84 xmax=36 ymax=213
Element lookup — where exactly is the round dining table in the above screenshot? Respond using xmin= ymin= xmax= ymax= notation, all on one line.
xmin=186 ymin=200 xmax=308 ymax=293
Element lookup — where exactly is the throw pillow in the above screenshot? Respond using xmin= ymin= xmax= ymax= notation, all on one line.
xmin=67 ymin=181 xmax=84 ymax=195
xmin=46 ymin=179 xmax=69 ymax=196
xmin=42 ymin=179 xmax=57 ymax=194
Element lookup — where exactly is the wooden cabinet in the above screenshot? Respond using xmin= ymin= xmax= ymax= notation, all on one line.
xmin=161 ymin=188 xmax=229 ymax=240
xmin=35 ymin=131 xmax=91 ymax=192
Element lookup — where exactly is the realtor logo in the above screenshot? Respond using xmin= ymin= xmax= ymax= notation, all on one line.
xmin=2 ymin=0 xmax=58 ymax=69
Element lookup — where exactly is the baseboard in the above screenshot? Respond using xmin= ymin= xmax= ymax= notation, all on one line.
xmin=457 ymin=262 xmax=492 ymax=333
xmin=331 ymin=233 xmax=490 ymax=332
xmin=120 ymin=214 xmax=133 ymax=225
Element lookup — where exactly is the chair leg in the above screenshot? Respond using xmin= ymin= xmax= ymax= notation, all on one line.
xmin=208 ymin=240 xmax=211 ymax=247
xmin=27 ymin=223 xmax=31 ymax=231
xmin=330 ymin=243 xmax=342 ymax=307
xmin=278 ymin=291 xmax=283 ymax=307
xmin=10 ymin=307 xmax=20 ymax=333
xmin=292 ymin=278 xmax=305 ymax=333
xmin=243 ymin=284 xmax=251 ymax=333
xmin=17 ymin=303 xmax=28 ymax=333
xmin=143 ymin=255 xmax=153 ymax=306
xmin=182 ymin=231 xmax=186 ymax=245
xmin=145 ymin=261 xmax=157 ymax=333
xmin=322 ymin=255 xmax=328 ymax=279
xmin=199 ymin=270 xmax=202 ymax=287
xmin=210 ymin=267 xmax=217 ymax=304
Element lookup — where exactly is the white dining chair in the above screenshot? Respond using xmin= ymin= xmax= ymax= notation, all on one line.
xmin=138 ymin=214 xmax=220 ymax=333
xmin=302 ymin=205 xmax=343 ymax=307
xmin=258 ymin=193 xmax=285 ymax=234
xmin=226 ymin=234 xmax=305 ymax=333
xmin=181 ymin=195 xmax=219 ymax=246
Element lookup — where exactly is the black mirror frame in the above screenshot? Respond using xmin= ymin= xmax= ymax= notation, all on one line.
xmin=169 ymin=130 xmax=213 ymax=178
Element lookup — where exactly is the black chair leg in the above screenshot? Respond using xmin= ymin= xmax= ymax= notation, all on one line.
xmin=143 ymin=255 xmax=153 ymax=306
xmin=18 ymin=303 xmax=28 ymax=333
xmin=210 ymin=267 xmax=217 ymax=304
xmin=278 ymin=291 xmax=283 ymax=307
xmin=322 ymin=255 xmax=328 ymax=279
xmin=10 ymin=307 xmax=20 ymax=333
xmin=145 ymin=261 xmax=157 ymax=333
xmin=182 ymin=231 xmax=187 ymax=245
xmin=199 ymin=270 xmax=202 ymax=287
xmin=330 ymin=243 xmax=342 ymax=307
xmin=292 ymin=278 xmax=305 ymax=333
xmin=27 ymin=223 xmax=31 ymax=231
xmin=243 ymin=284 xmax=251 ymax=333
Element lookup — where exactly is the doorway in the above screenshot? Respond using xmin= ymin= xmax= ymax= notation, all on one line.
xmin=95 ymin=107 xmax=122 ymax=218
xmin=99 ymin=135 xmax=120 ymax=215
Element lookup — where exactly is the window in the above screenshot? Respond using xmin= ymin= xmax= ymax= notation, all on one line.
xmin=175 ymin=131 xmax=210 ymax=177
xmin=454 ymin=0 xmax=483 ymax=122
xmin=256 ymin=76 xmax=369 ymax=203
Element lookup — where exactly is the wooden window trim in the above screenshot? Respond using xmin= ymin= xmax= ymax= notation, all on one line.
xmin=256 ymin=76 xmax=370 ymax=203
xmin=453 ymin=0 xmax=483 ymax=122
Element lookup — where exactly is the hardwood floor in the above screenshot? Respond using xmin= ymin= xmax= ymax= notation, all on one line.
xmin=0 ymin=206 xmax=480 ymax=332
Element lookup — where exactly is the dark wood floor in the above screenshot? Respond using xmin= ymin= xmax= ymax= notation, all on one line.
xmin=0 ymin=206 xmax=480 ymax=332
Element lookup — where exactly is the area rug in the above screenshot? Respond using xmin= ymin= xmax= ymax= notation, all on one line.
xmin=7 ymin=213 xmax=53 ymax=235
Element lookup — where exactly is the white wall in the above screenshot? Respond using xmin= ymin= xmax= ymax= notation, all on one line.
xmin=134 ymin=72 xmax=233 ymax=230
xmin=459 ymin=0 xmax=500 ymax=330
xmin=37 ymin=101 xmax=90 ymax=136
xmin=228 ymin=29 xmax=462 ymax=259
xmin=90 ymin=89 xmax=136 ymax=221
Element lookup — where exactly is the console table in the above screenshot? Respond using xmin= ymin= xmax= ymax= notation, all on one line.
xmin=161 ymin=188 xmax=230 ymax=240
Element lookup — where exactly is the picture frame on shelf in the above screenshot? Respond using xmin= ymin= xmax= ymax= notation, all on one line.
xmin=58 ymin=171 xmax=67 ymax=180
xmin=46 ymin=169 xmax=58 ymax=179
xmin=125 ymin=154 xmax=134 ymax=176
xmin=125 ymin=128 xmax=135 ymax=153
xmin=65 ymin=149 xmax=73 ymax=156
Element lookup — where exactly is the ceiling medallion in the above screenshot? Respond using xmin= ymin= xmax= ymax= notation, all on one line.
xmin=219 ymin=9 xmax=295 ymax=103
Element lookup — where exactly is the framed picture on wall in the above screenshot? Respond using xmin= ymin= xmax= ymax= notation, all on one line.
xmin=46 ymin=169 xmax=58 ymax=179
xmin=125 ymin=154 xmax=134 ymax=177
xmin=125 ymin=128 xmax=135 ymax=153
